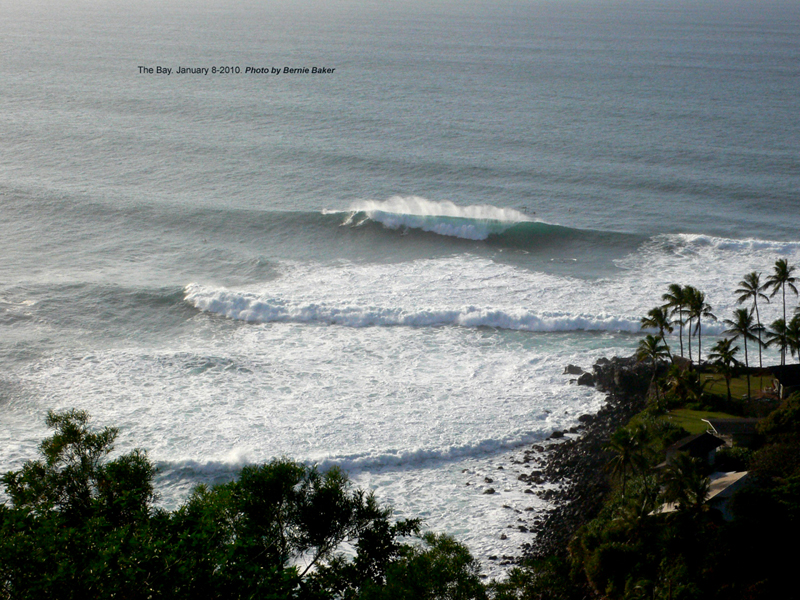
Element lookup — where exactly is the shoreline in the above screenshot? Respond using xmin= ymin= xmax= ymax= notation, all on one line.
xmin=459 ymin=354 xmax=652 ymax=577
xmin=518 ymin=355 xmax=652 ymax=561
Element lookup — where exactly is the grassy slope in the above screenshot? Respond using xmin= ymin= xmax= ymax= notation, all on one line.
xmin=701 ymin=372 xmax=775 ymax=400
xmin=663 ymin=408 xmax=738 ymax=434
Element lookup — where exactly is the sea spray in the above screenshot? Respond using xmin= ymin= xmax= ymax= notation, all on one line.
xmin=344 ymin=196 xmax=536 ymax=240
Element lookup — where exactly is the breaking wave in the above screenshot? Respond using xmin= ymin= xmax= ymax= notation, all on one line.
xmin=185 ymin=282 xmax=646 ymax=333
xmin=337 ymin=196 xmax=535 ymax=241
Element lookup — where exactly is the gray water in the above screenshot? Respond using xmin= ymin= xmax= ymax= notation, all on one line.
xmin=2 ymin=0 xmax=799 ymax=574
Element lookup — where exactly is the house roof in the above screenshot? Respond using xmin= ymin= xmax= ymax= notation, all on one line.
xmin=655 ymin=471 xmax=749 ymax=515
xmin=666 ymin=431 xmax=725 ymax=456
xmin=703 ymin=418 xmax=761 ymax=436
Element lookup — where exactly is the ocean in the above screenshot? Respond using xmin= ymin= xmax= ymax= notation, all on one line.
xmin=1 ymin=0 xmax=799 ymax=576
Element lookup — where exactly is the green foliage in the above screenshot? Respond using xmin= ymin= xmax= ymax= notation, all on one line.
xmin=605 ymin=424 xmax=652 ymax=497
xmin=663 ymin=367 xmax=707 ymax=407
xmin=0 ymin=410 xmax=485 ymax=600
xmin=489 ymin=558 xmax=586 ymax=600
xmin=757 ymin=391 xmax=800 ymax=439
xmin=660 ymin=454 xmax=710 ymax=515
xmin=713 ymin=446 xmax=751 ymax=472
xmin=360 ymin=533 xmax=487 ymax=600
xmin=2 ymin=409 xmax=156 ymax=526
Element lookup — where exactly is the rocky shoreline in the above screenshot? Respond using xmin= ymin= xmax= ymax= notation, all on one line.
xmin=521 ymin=355 xmax=653 ymax=560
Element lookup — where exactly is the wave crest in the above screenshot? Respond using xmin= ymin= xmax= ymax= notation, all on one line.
xmin=343 ymin=196 xmax=534 ymax=241
xmin=185 ymin=283 xmax=647 ymax=333
xmin=156 ymin=430 xmax=563 ymax=476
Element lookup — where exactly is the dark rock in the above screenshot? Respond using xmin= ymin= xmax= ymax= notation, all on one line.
xmin=564 ymin=364 xmax=584 ymax=375
xmin=577 ymin=372 xmax=595 ymax=386
xmin=484 ymin=477 xmax=493 ymax=483
xmin=523 ymin=354 xmax=653 ymax=561
xmin=500 ymin=533 xmax=507 ymax=540
xmin=483 ymin=488 xmax=496 ymax=495
xmin=549 ymin=430 xmax=564 ymax=439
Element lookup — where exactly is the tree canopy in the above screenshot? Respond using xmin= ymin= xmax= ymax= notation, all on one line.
xmin=0 ymin=410 xmax=486 ymax=600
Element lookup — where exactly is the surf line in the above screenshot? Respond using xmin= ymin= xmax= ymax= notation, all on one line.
xmin=176 ymin=67 xmax=209 ymax=75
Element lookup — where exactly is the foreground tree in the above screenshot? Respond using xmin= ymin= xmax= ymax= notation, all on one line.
xmin=358 ymin=533 xmax=487 ymax=600
xmin=2 ymin=409 xmax=156 ymax=526
xmin=1 ymin=411 xmax=485 ymax=600
xmin=1 ymin=410 xmax=159 ymax=599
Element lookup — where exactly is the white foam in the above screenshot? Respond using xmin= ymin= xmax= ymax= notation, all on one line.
xmin=345 ymin=196 xmax=534 ymax=240
xmin=185 ymin=282 xmax=648 ymax=332
xmin=185 ymin=240 xmax=770 ymax=336
xmin=4 ymin=230 xmax=796 ymax=575
xmin=673 ymin=234 xmax=800 ymax=254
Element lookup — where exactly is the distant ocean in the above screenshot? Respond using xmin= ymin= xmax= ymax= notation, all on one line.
xmin=2 ymin=0 xmax=799 ymax=575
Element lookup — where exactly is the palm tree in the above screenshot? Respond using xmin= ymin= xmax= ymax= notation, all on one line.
xmin=686 ymin=287 xmax=716 ymax=365
xmin=640 ymin=307 xmax=674 ymax=362
xmin=661 ymin=453 xmax=710 ymax=515
xmin=662 ymin=284 xmax=688 ymax=359
xmin=707 ymin=338 xmax=741 ymax=403
xmin=723 ymin=308 xmax=763 ymax=399
xmin=682 ymin=285 xmax=699 ymax=364
xmin=735 ymin=272 xmax=770 ymax=368
xmin=765 ymin=319 xmax=789 ymax=366
xmin=664 ymin=365 xmax=708 ymax=405
xmin=765 ymin=259 xmax=798 ymax=366
xmin=605 ymin=425 xmax=650 ymax=498
xmin=637 ymin=334 xmax=670 ymax=401
xmin=787 ymin=315 xmax=800 ymax=363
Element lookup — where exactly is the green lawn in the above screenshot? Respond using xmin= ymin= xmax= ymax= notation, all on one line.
xmin=701 ymin=372 xmax=774 ymax=400
xmin=662 ymin=409 xmax=741 ymax=435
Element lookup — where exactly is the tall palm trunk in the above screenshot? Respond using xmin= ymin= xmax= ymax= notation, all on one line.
xmin=659 ymin=327 xmax=674 ymax=363
xmin=697 ymin=317 xmax=703 ymax=365
xmin=743 ymin=336 xmax=750 ymax=400
xmin=754 ymin=297 xmax=763 ymax=368
xmin=782 ymin=284 xmax=787 ymax=366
